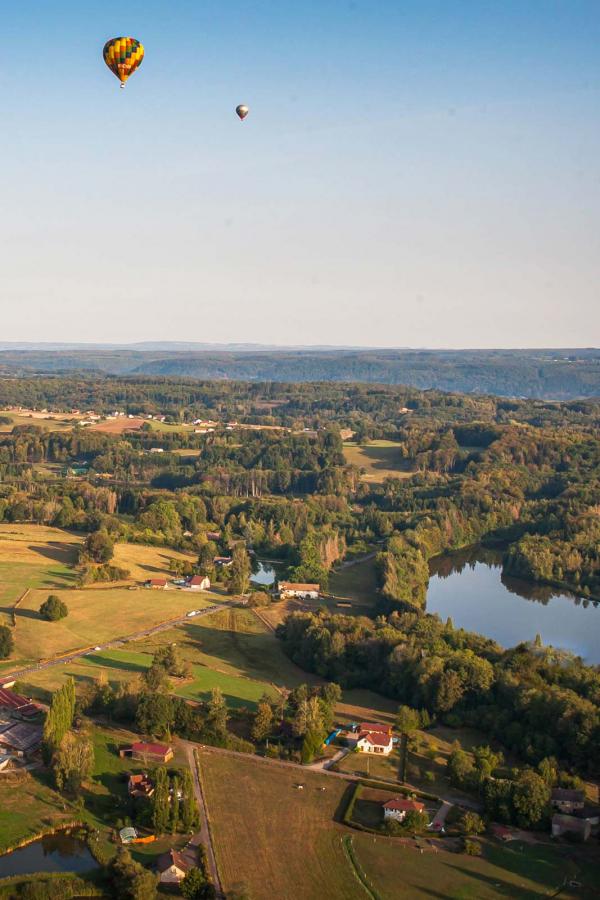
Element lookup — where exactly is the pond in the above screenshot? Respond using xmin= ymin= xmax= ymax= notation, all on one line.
xmin=0 ymin=831 xmax=99 ymax=879
xmin=251 ymin=560 xmax=279 ymax=587
xmin=427 ymin=547 xmax=600 ymax=664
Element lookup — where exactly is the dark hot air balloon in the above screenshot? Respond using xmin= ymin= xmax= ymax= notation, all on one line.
xmin=236 ymin=104 xmax=249 ymax=120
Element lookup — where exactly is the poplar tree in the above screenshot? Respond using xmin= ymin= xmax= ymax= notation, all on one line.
xmin=181 ymin=769 xmax=199 ymax=831
xmin=152 ymin=767 xmax=170 ymax=834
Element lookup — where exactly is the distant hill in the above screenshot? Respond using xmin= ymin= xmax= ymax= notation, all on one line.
xmin=0 ymin=345 xmax=598 ymax=400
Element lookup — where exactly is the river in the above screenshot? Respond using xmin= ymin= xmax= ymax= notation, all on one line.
xmin=427 ymin=547 xmax=600 ymax=664
xmin=0 ymin=831 xmax=98 ymax=879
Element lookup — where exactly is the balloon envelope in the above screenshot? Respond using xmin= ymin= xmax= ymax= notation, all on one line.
xmin=103 ymin=37 xmax=144 ymax=87
xmin=236 ymin=105 xmax=249 ymax=120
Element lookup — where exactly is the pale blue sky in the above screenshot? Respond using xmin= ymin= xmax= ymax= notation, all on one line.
xmin=1 ymin=1 xmax=599 ymax=346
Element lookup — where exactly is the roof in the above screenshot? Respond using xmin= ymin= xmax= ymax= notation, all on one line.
xmin=279 ymin=582 xmax=320 ymax=592
xmin=146 ymin=578 xmax=167 ymax=586
xmin=0 ymin=722 xmax=43 ymax=752
xmin=383 ymin=798 xmax=425 ymax=813
xmin=189 ymin=574 xmax=208 ymax=585
xmin=0 ymin=688 xmax=41 ymax=716
xmin=130 ymin=741 xmax=172 ymax=757
xmin=359 ymin=722 xmax=392 ymax=736
xmin=119 ymin=827 xmax=138 ymax=843
xmin=359 ymin=731 xmax=392 ymax=747
xmin=157 ymin=849 xmax=195 ymax=874
xmin=552 ymin=813 xmax=589 ymax=832
xmin=551 ymin=788 xmax=585 ymax=802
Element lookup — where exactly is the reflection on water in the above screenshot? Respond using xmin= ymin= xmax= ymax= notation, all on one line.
xmin=251 ymin=560 xmax=278 ymax=586
xmin=0 ymin=830 xmax=98 ymax=878
xmin=427 ymin=547 xmax=600 ymax=663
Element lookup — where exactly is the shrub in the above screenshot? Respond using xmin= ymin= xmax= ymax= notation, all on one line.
xmin=40 ymin=595 xmax=68 ymax=622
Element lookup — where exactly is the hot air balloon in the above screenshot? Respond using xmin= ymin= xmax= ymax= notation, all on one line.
xmin=103 ymin=37 xmax=144 ymax=88
xmin=236 ymin=104 xmax=249 ymax=121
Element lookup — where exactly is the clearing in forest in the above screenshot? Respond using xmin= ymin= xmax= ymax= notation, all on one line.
xmin=342 ymin=440 xmax=413 ymax=483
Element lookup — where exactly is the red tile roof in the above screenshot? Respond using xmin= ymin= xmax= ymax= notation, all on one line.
xmin=157 ymin=849 xmax=194 ymax=874
xmin=383 ymin=798 xmax=425 ymax=813
xmin=130 ymin=741 xmax=172 ymax=757
xmin=360 ymin=731 xmax=392 ymax=747
xmin=279 ymin=582 xmax=320 ymax=592
xmin=359 ymin=722 xmax=392 ymax=735
xmin=189 ymin=575 xmax=207 ymax=586
xmin=0 ymin=688 xmax=42 ymax=717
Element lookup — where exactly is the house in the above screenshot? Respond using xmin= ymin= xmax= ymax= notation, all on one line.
xmin=383 ymin=798 xmax=425 ymax=822
xmin=120 ymin=742 xmax=174 ymax=764
xmin=278 ymin=582 xmax=320 ymax=600
xmin=0 ymin=687 xmax=43 ymax=720
xmin=157 ymin=849 xmax=195 ymax=884
xmin=128 ymin=773 xmax=154 ymax=799
xmin=357 ymin=722 xmax=392 ymax=737
xmin=552 ymin=814 xmax=591 ymax=841
xmin=213 ymin=556 xmax=233 ymax=567
xmin=551 ymin=788 xmax=585 ymax=813
xmin=356 ymin=730 xmax=394 ymax=755
xmin=144 ymin=578 xmax=168 ymax=590
xmin=0 ymin=753 xmax=13 ymax=772
xmin=0 ymin=722 xmax=43 ymax=757
xmin=187 ymin=574 xmax=211 ymax=591
xmin=149 ymin=447 xmax=164 ymax=454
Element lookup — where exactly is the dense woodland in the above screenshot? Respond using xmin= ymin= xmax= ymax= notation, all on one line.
xmin=1 ymin=374 xmax=599 ymax=781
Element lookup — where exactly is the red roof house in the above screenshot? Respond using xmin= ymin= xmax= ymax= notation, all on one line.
xmin=120 ymin=742 xmax=174 ymax=763
xmin=383 ymin=797 xmax=425 ymax=821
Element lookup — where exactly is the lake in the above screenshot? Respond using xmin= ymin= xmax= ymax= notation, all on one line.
xmin=0 ymin=831 xmax=99 ymax=879
xmin=427 ymin=547 xmax=600 ymax=663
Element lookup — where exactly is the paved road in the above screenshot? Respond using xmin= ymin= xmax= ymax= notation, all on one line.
xmin=1 ymin=600 xmax=235 ymax=683
xmin=183 ymin=742 xmax=223 ymax=897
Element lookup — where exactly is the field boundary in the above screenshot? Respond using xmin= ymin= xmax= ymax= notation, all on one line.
xmin=342 ymin=835 xmax=382 ymax=900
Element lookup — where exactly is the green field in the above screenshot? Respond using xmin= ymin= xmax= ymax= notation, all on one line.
xmin=353 ymin=833 xmax=600 ymax=899
xmin=342 ymin=440 xmax=413 ymax=484
xmin=0 ymin=770 xmax=79 ymax=854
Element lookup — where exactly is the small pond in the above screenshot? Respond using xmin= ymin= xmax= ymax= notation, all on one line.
xmin=427 ymin=546 xmax=600 ymax=663
xmin=251 ymin=560 xmax=279 ymax=587
xmin=0 ymin=831 xmax=99 ymax=879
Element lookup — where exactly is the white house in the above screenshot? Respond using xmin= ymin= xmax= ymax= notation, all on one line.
xmin=356 ymin=730 xmax=394 ymax=755
xmin=278 ymin=582 xmax=320 ymax=600
xmin=383 ymin=798 xmax=425 ymax=822
xmin=187 ymin=574 xmax=211 ymax=591
xmin=157 ymin=849 xmax=194 ymax=884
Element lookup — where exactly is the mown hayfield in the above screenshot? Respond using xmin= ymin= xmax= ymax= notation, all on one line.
xmin=111 ymin=542 xmax=198 ymax=582
xmin=342 ymin=440 xmax=413 ymax=483
xmin=352 ymin=833 xmax=600 ymax=899
xmin=10 ymin=588 xmax=215 ymax=666
xmin=199 ymin=750 xmax=359 ymax=900
xmin=0 ymin=411 xmax=76 ymax=433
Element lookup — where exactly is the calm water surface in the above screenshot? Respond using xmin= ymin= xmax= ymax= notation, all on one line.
xmin=427 ymin=547 xmax=600 ymax=663
xmin=251 ymin=560 xmax=279 ymax=586
xmin=0 ymin=831 xmax=98 ymax=878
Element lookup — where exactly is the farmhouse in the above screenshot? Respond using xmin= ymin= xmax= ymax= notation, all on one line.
xmin=120 ymin=742 xmax=174 ymax=764
xmin=0 ymin=722 xmax=43 ymax=757
xmin=0 ymin=687 xmax=43 ymax=721
xmin=383 ymin=798 xmax=425 ymax=822
xmin=128 ymin=773 xmax=154 ymax=798
xmin=551 ymin=788 xmax=585 ymax=813
xmin=187 ymin=574 xmax=211 ymax=591
xmin=157 ymin=849 xmax=195 ymax=884
xmin=356 ymin=730 xmax=394 ymax=755
xmin=278 ymin=582 xmax=320 ymax=600
xmin=144 ymin=578 xmax=168 ymax=590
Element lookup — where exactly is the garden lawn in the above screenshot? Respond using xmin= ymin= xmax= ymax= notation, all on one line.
xmin=199 ymin=749 xmax=360 ymax=900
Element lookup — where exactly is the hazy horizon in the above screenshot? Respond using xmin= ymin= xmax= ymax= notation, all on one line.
xmin=2 ymin=1 xmax=599 ymax=347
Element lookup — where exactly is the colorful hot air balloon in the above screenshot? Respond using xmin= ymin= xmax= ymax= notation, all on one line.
xmin=236 ymin=104 xmax=249 ymax=121
xmin=103 ymin=37 xmax=144 ymax=88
